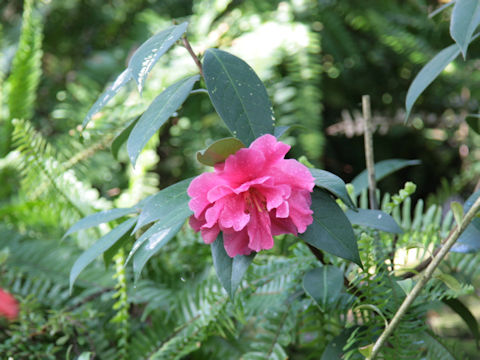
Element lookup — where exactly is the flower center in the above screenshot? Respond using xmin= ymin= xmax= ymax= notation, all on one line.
xmin=244 ymin=188 xmax=267 ymax=213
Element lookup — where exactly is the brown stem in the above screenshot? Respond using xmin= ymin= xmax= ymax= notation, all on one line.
xmin=182 ymin=36 xmax=204 ymax=78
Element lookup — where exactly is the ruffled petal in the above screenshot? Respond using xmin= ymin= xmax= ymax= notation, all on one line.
xmin=221 ymin=148 xmax=265 ymax=185
xmin=218 ymin=195 xmax=250 ymax=231
xmin=201 ymin=225 xmax=220 ymax=244
xmin=272 ymin=159 xmax=315 ymax=192
xmin=223 ymin=229 xmax=252 ymax=257
xmin=250 ymin=134 xmax=290 ymax=164
xmin=270 ymin=214 xmax=297 ymax=236
xmin=247 ymin=206 xmax=273 ymax=252
xmin=255 ymin=183 xmax=291 ymax=211
xmin=188 ymin=172 xmax=225 ymax=217
xmin=288 ymin=189 xmax=314 ymax=233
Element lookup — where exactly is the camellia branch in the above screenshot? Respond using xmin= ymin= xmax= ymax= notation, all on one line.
xmin=182 ymin=36 xmax=204 ymax=78
xmin=369 ymin=195 xmax=480 ymax=359
xmin=362 ymin=95 xmax=378 ymax=210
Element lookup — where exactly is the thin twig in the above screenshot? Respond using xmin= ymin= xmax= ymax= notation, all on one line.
xmin=369 ymin=195 xmax=480 ymax=359
xmin=182 ymin=36 xmax=204 ymax=77
xmin=362 ymin=95 xmax=377 ymax=210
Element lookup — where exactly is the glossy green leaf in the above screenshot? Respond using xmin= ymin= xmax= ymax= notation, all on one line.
xmin=63 ymin=207 xmax=137 ymax=239
xmin=69 ymin=217 xmax=137 ymax=293
xmin=203 ymin=48 xmax=275 ymax=145
xmin=211 ymin=234 xmax=255 ymax=299
xmin=303 ymin=266 xmax=344 ymax=311
xmin=443 ymin=297 xmax=480 ymax=347
xmin=405 ymin=44 xmax=460 ymax=120
xmin=196 ymin=137 xmax=245 ymax=166
xmin=111 ymin=116 xmax=140 ymax=160
xmin=299 ymin=190 xmax=362 ymax=266
xmin=346 ymin=209 xmax=403 ymax=234
xmin=128 ymin=22 xmax=188 ymax=93
xmin=131 ymin=217 xmax=185 ymax=281
xmin=450 ymin=0 xmax=480 ymax=58
xmin=82 ymin=69 xmax=132 ymax=127
xmin=310 ymin=168 xmax=356 ymax=209
xmin=127 ymin=75 xmax=199 ymax=166
xmin=351 ymin=159 xmax=421 ymax=196
xmin=132 ymin=178 xmax=192 ymax=233
xmin=466 ymin=114 xmax=480 ymax=134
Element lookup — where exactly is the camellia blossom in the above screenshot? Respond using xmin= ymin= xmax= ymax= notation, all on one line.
xmin=0 ymin=288 xmax=19 ymax=320
xmin=188 ymin=134 xmax=315 ymax=257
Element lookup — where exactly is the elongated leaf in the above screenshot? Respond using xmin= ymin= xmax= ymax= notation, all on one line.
xmin=452 ymin=189 xmax=480 ymax=253
xmin=196 ymin=137 xmax=245 ymax=166
xmin=346 ymin=209 xmax=403 ymax=234
xmin=127 ymin=75 xmax=199 ymax=166
xmin=303 ymin=266 xmax=344 ymax=311
xmin=405 ymin=44 xmax=460 ymax=120
xmin=310 ymin=168 xmax=356 ymax=209
xmin=466 ymin=114 xmax=480 ymax=134
xmin=203 ymin=48 xmax=274 ymax=145
xmin=132 ymin=178 xmax=192 ymax=233
xmin=211 ymin=234 xmax=255 ymax=299
xmin=131 ymin=217 xmax=185 ymax=281
xmin=63 ymin=207 xmax=137 ymax=239
xmin=443 ymin=298 xmax=480 ymax=347
xmin=111 ymin=116 xmax=140 ymax=159
xmin=128 ymin=22 xmax=188 ymax=93
xmin=69 ymin=217 xmax=137 ymax=292
xmin=274 ymin=126 xmax=290 ymax=138
xmin=321 ymin=327 xmax=360 ymax=360
xmin=299 ymin=190 xmax=361 ymax=266
xmin=83 ymin=69 xmax=132 ymax=127
xmin=450 ymin=0 xmax=480 ymax=58
xmin=351 ymin=159 xmax=421 ymax=196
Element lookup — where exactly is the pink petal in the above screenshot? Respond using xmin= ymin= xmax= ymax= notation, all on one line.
xmin=250 ymin=134 xmax=290 ymax=164
xmin=247 ymin=206 xmax=273 ymax=252
xmin=255 ymin=183 xmax=291 ymax=211
xmin=270 ymin=215 xmax=297 ymax=236
xmin=221 ymin=148 xmax=265 ymax=185
xmin=223 ymin=229 xmax=252 ymax=257
xmin=233 ymin=176 xmax=271 ymax=194
xmin=201 ymin=225 xmax=220 ymax=244
xmin=288 ymin=189 xmax=314 ymax=233
xmin=275 ymin=201 xmax=289 ymax=218
xmin=188 ymin=173 xmax=226 ymax=217
xmin=272 ymin=159 xmax=315 ymax=192
xmin=203 ymin=200 xmax=225 ymax=228
xmin=189 ymin=215 xmax=204 ymax=231
xmin=218 ymin=195 xmax=250 ymax=231
xmin=207 ymin=184 xmax=235 ymax=203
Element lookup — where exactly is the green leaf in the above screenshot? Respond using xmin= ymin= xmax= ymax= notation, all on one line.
xmin=211 ymin=234 xmax=255 ymax=299
xmin=274 ymin=126 xmax=290 ymax=138
xmin=131 ymin=217 xmax=185 ymax=281
xmin=203 ymin=48 xmax=275 ymax=145
xmin=443 ymin=297 xmax=480 ymax=347
xmin=320 ymin=327 xmax=359 ymax=360
xmin=450 ymin=0 xmax=480 ymax=58
xmin=405 ymin=44 xmax=460 ymax=120
xmin=303 ymin=266 xmax=344 ymax=311
xmin=345 ymin=209 xmax=403 ymax=234
xmin=452 ymin=190 xmax=480 ymax=253
xmin=299 ymin=190 xmax=362 ymax=266
xmin=451 ymin=201 xmax=464 ymax=226
xmin=128 ymin=22 xmax=188 ymax=93
xmin=63 ymin=207 xmax=137 ymax=239
xmin=111 ymin=116 xmax=140 ymax=160
xmin=82 ymin=69 xmax=133 ymax=127
xmin=310 ymin=168 xmax=356 ymax=210
xmin=351 ymin=159 xmax=421 ymax=196
xmin=127 ymin=75 xmax=199 ymax=166
xmin=466 ymin=114 xmax=480 ymax=134
xmin=103 ymin=230 xmax=132 ymax=268
xmin=69 ymin=217 xmax=137 ymax=293
xmin=132 ymin=178 xmax=192 ymax=233
xmin=196 ymin=137 xmax=245 ymax=166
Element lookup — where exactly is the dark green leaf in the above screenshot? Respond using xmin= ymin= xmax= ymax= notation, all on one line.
xmin=303 ymin=266 xmax=344 ymax=311
xmin=203 ymin=48 xmax=275 ymax=145
xmin=405 ymin=44 xmax=460 ymax=120
xmin=450 ymin=0 xmax=480 ymax=58
xmin=351 ymin=159 xmax=421 ymax=196
xmin=299 ymin=190 xmax=362 ymax=266
xmin=443 ymin=297 xmax=480 ymax=347
xmin=310 ymin=168 xmax=356 ymax=209
xmin=132 ymin=178 xmax=192 ymax=233
xmin=196 ymin=137 xmax=245 ymax=166
xmin=82 ymin=69 xmax=132 ymax=127
xmin=452 ymin=189 xmax=480 ymax=253
xmin=103 ymin=230 xmax=132 ymax=268
xmin=211 ymin=234 xmax=255 ymax=299
xmin=466 ymin=114 xmax=480 ymax=134
xmin=274 ymin=126 xmax=290 ymax=138
xmin=127 ymin=75 xmax=199 ymax=166
xmin=111 ymin=117 xmax=140 ymax=160
xmin=128 ymin=22 xmax=188 ymax=93
xmin=63 ymin=207 xmax=137 ymax=239
xmin=70 ymin=217 xmax=137 ymax=293
xmin=321 ymin=327 xmax=360 ymax=360
xmin=131 ymin=217 xmax=185 ymax=281
xmin=346 ymin=209 xmax=403 ymax=234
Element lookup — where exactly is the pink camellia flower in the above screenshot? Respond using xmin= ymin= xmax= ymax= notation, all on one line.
xmin=188 ymin=134 xmax=315 ymax=257
xmin=0 ymin=288 xmax=19 ymax=320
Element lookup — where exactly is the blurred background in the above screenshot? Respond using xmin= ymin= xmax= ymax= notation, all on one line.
xmin=0 ymin=0 xmax=479 ymax=358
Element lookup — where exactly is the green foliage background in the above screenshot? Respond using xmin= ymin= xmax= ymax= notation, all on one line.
xmin=1 ymin=0 xmax=479 ymax=359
